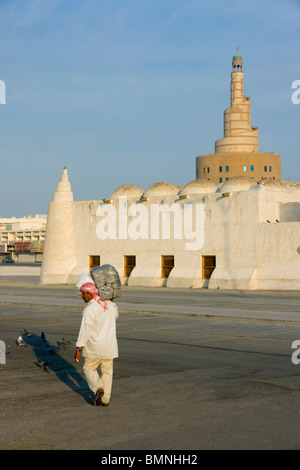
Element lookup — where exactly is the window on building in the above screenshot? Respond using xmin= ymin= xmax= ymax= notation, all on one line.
xmin=250 ymin=165 xmax=254 ymax=172
xmin=207 ymin=167 xmax=210 ymax=174
xmin=226 ymin=177 xmax=229 ymax=181
xmin=269 ymin=166 xmax=272 ymax=172
xmin=161 ymin=255 xmax=174 ymax=279
xmin=243 ymin=165 xmax=247 ymax=172
xmin=219 ymin=178 xmax=222 ymax=183
xmin=89 ymin=255 xmax=100 ymax=273
xmin=225 ymin=166 xmax=229 ymax=172
xmin=264 ymin=166 xmax=267 ymax=172
xmin=219 ymin=166 xmax=222 ymax=173
xmin=124 ymin=255 xmax=136 ymax=278
xmin=202 ymin=256 xmax=216 ymax=279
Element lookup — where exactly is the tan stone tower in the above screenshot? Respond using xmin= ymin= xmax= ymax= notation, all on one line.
xmin=196 ymin=49 xmax=281 ymax=183
xmin=40 ymin=167 xmax=77 ymax=284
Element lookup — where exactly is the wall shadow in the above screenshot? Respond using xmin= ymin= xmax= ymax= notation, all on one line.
xmin=23 ymin=333 xmax=93 ymax=405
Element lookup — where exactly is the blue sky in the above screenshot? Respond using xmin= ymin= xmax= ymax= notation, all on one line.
xmin=0 ymin=0 xmax=299 ymax=217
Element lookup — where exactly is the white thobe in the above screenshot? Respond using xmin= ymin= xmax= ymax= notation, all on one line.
xmin=76 ymin=298 xmax=119 ymax=359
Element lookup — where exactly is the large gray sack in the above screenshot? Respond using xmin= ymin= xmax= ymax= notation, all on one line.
xmin=91 ymin=264 xmax=121 ymax=300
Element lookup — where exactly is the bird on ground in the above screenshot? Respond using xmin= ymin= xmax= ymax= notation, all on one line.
xmin=17 ymin=336 xmax=27 ymax=347
xmin=46 ymin=344 xmax=55 ymax=355
xmin=62 ymin=338 xmax=72 ymax=345
xmin=41 ymin=331 xmax=46 ymax=342
xmin=22 ymin=329 xmax=31 ymax=337
xmin=38 ymin=360 xmax=49 ymax=371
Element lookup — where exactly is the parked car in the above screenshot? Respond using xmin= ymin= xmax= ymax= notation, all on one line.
xmin=2 ymin=258 xmax=15 ymax=263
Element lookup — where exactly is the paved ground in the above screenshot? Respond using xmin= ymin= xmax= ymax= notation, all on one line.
xmin=1 ymin=265 xmax=300 ymax=450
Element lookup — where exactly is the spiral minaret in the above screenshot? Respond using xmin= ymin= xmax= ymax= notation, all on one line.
xmin=215 ymin=48 xmax=259 ymax=153
xmin=196 ymin=49 xmax=281 ymax=183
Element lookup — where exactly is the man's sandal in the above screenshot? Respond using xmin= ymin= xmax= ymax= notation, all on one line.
xmin=93 ymin=388 xmax=104 ymax=406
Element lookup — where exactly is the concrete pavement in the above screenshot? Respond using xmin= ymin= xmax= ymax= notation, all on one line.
xmin=0 ymin=281 xmax=300 ymax=324
xmin=1 ymin=265 xmax=300 ymax=450
xmin=0 ymin=263 xmax=300 ymax=323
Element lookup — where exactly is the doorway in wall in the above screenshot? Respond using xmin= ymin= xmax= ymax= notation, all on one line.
xmin=161 ymin=255 xmax=174 ymax=284
xmin=202 ymin=255 xmax=216 ymax=280
xmin=124 ymin=255 xmax=136 ymax=284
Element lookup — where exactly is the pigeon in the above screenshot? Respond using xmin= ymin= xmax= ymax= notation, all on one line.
xmin=46 ymin=344 xmax=55 ymax=355
xmin=41 ymin=331 xmax=46 ymax=342
xmin=38 ymin=360 xmax=49 ymax=371
xmin=62 ymin=338 xmax=72 ymax=345
xmin=17 ymin=336 xmax=27 ymax=347
xmin=22 ymin=329 xmax=32 ymax=337
xmin=57 ymin=340 xmax=67 ymax=349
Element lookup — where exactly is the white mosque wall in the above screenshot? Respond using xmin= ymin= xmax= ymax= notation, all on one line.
xmin=40 ymin=173 xmax=300 ymax=291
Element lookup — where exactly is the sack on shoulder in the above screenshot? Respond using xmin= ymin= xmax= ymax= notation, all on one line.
xmin=91 ymin=264 xmax=121 ymax=300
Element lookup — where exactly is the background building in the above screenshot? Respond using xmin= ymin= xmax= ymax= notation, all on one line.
xmin=0 ymin=215 xmax=46 ymax=262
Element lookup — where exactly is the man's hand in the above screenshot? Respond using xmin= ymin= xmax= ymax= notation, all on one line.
xmin=74 ymin=348 xmax=82 ymax=363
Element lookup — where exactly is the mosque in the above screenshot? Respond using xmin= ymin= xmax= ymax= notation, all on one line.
xmin=40 ymin=51 xmax=300 ymax=290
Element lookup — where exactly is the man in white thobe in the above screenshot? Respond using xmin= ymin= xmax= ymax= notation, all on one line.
xmin=74 ymin=282 xmax=119 ymax=406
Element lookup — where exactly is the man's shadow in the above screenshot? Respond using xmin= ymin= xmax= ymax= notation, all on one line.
xmin=22 ymin=332 xmax=94 ymax=405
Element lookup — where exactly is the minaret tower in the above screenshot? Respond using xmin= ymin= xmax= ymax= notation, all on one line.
xmin=215 ymin=47 xmax=258 ymax=153
xmin=40 ymin=167 xmax=77 ymax=284
xmin=196 ymin=49 xmax=281 ymax=183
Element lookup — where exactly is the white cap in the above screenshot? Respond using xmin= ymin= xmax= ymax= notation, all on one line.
xmin=76 ymin=273 xmax=95 ymax=290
